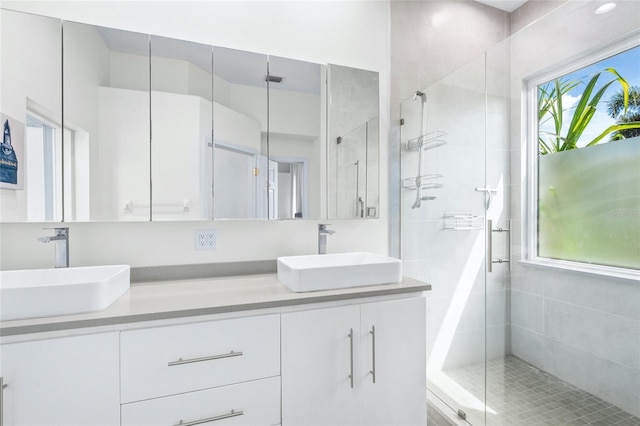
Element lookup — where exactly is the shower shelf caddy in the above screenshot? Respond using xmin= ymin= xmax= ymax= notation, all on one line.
xmin=402 ymin=173 xmax=443 ymax=191
xmin=403 ymin=130 xmax=447 ymax=207
xmin=443 ymin=213 xmax=484 ymax=231
xmin=405 ymin=130 xmax=447 ymax=152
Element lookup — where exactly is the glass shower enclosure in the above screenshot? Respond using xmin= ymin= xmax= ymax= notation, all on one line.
xmin=401 ymin=51 xmax=510 ymax=425
xmin=400 ymin=1 xmax=639 ymax=424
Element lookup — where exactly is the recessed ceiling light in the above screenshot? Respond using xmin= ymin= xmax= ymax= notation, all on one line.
xmin=595 ymin=2 xmax=616 ymax=14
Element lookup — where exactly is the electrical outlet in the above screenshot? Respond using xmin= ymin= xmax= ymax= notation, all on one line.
xmin=196 ymin=229 xmax=217 ymax=250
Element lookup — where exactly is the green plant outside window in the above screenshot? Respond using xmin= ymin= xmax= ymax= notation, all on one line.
xmin=536 ymin=45 xmax=640 ymax=270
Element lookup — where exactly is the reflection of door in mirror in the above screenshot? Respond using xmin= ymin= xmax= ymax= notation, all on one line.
xmin=213 ymin=143 xmax=270 ymax=219
xmin=267 ymin=56 xmax=324 ymax=219
xmin=327 ymin=64 xmax=379 ymax=219
xmin=212 ymin=47 xmax=269 ymax=219
xmin=0 ymin=10 xmax=62 ymax=222
xmin=272 ymin=158 xmax=308 ymax=219
xmin=63 ymin=22 xmax=151 ymax=222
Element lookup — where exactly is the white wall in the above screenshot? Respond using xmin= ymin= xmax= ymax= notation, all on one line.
xmin=0 ymin=0 xmax=390 ymax=269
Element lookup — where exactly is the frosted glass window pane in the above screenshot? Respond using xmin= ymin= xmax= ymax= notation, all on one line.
xmin=538 ymin=138 xmax=640 ymax=269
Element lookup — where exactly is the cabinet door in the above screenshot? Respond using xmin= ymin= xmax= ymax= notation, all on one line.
xmin=0 ymin=332 xmax=120 ymax=426
xmin=281 ymin=305 xmax=361 ymax=426
xmin=360 ymin=297 xmax=427 ymax=426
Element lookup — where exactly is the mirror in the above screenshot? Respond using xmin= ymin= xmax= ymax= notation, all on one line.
xmin=151 ymin=35 xmax=213 ymax=221
xmin=1 ymin=10 xmax=381 ymax=223
xmin=212 ymin=47 xmax=268 ymax=219
xmin=267 ymin=56 xmax=325 ymax=219
xmin=63 ymin=22 xmax=150 ymax=221
xmin=327 ymin=64 xmax=379 ymax=219
xmin=0 ymin=10 xmax=62 ymax=222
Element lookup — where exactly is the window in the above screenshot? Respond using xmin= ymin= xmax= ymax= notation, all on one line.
xmin=527 ymin=42 xmax=640 ymax=275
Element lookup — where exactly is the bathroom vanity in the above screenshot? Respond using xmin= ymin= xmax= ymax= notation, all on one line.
xmin=0 ymin=274 xmax=429 ymax=426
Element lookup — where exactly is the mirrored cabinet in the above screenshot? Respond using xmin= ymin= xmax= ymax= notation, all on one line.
xmin=267 ymin=56 xmax=324 ymax=220
xmin=0 ymin=8 xmax=379 ymax=223
xmin=0 ymin=10 xmax=62 ymax=222
xmin=327 ymin=64 xmax=380 ymax=219
xmin=151 ymin=35 xmax=212 ymax=221
xmin=212 ymin=47 xmax=268 ymax=220
xmin=63 ymin=22 xmax=151 ymax=222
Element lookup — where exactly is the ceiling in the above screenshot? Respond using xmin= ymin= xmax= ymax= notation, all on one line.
xmin=474 ymin=0 xmax=528 ymax=12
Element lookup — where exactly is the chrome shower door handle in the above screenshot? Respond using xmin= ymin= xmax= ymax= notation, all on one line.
xmin=507 ymin=219 xmax=512 ymax=271
xmin=348 ymin=328 xmax=354 ymax=389
xmin=370 ymin=326 xmax=376 ymax=384
xmin=487 ymin=219 xmax=493 ymax=273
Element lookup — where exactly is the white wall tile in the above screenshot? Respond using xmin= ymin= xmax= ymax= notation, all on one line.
xmin=511 ymin=289 xmax=543 ymax=333
xmin=544 ymin=299 xmax=640 ymax=370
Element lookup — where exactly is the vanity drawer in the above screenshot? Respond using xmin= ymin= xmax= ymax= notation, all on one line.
xmin=121 ymin=376 xmax=281 ymax=426
xmin=120 ymin=314 xmax=280 ymax=403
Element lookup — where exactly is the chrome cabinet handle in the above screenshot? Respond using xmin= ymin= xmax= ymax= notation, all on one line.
xmin=173 ymin=409 xmax=243 ymax=426
xmin=1 ymin=377 xmax=7 ymax=426
xmin=168 ymin=351 xmax=243 ymax=367
xmin=370 ymin=326 xmax=376 ymax=384
xmin=348 ymin=328 xmax=354 ymax=389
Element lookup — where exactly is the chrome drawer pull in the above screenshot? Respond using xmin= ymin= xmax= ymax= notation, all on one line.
xmin=168 ymin=351 xmax=243 ymax=367
xmin=174 ymin=409 xmax=244 ymax=426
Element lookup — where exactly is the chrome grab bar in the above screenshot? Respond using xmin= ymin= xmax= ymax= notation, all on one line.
xmin=168 ymin=351 xmax=243 ymax=367
xmin=173 ymin=409 xmax=243 ymax=426
xmin=348 ymin=328 xmax=354 ymax=389
xmin=370 ymin=326 xmax=376 ymax=384
xmin=487 ymin=219 xmax=511 ymax=272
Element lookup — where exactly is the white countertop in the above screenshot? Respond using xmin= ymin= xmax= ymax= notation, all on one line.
xmin=0 ymin=274 xmax=430 ymax=337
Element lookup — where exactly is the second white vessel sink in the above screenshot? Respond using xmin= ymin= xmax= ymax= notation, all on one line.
xmin=277 ymin=252 xmax=402 ymax=292
xmin=0 ymin=265 xmax=130 ymax=321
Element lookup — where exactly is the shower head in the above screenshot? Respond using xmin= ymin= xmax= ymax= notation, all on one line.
xmin=413 ymin=90 xmax=426 ymax=103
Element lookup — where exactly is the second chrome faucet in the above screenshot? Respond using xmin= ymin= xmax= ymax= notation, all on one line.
xmin=38 ymin=227 xmax=69 ymax=268
xmin=318 ymin=224 xmax=335 ymax=255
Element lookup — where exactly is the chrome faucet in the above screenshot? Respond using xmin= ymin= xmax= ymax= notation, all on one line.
xmin=318 ymin=224 xmax=335 ymax=255
xmin=38 ymin=227 xmax=69 ymax=268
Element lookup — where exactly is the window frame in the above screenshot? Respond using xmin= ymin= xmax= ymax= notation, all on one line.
xmin=523 ymin=34 xmax=640 ymax=280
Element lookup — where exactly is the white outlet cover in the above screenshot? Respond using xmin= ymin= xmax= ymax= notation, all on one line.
xmin=195 ymin=229 xmax=217 ymax=250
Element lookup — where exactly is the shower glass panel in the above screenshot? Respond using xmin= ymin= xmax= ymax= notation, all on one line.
xmin=401 ymin=54 xmax=490 ymax=425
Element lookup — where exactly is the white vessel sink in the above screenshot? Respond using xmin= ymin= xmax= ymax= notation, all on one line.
xmin=277 ymin=252 xmax=402 ymax=292
xmin=0 ymin=265 xmax=130 ymax=321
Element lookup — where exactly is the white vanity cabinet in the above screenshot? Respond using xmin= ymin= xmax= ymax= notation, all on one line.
xmin=281 ymin=297 xmax=426 ymax=426
xmin=120 ymin=314 xmax=281 ymax=426
xmin=0 ymin=274 xmax=429 ymax=426
xmin=0 ymin=332 xmax=120 ymax=426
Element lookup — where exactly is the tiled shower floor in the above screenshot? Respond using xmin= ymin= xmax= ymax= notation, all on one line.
xmin=440 ymin=355 xmax=640 ymax=425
